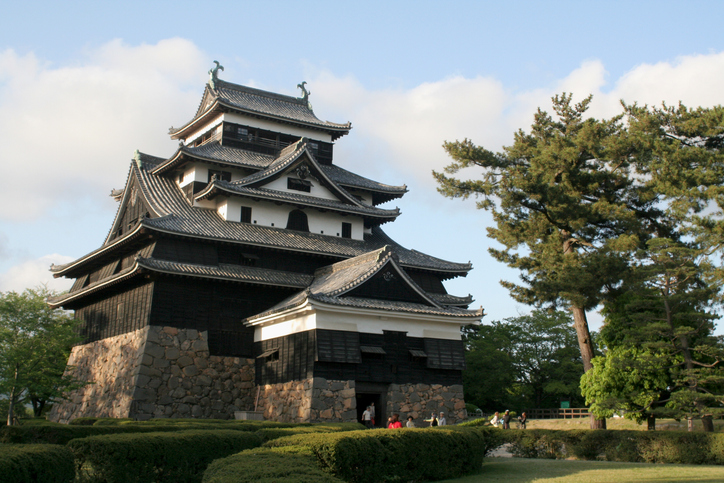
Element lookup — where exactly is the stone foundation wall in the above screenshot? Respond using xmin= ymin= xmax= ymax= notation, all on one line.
xmin=131 ymin=327 xmax=256 ymax=420
xmin=49 ymin=326 xmax=257 ymax=423
xmin=387 ymin=383 xmax=465 ymax=427
xmin=256 ymin=377 xmax=358 ymax=423
xmin=49 ymin=327 xmax=148 ymax=424
xmin=309 ymin=378 xmax=357 ymax=423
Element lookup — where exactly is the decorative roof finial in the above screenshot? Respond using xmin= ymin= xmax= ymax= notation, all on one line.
xmin=133 ymin=149 xmax=142 ymax=168
xmin=208 ymin=61 xmax=224 ymax=90
xmin=297 ymin=81 xmax=313 ymax=110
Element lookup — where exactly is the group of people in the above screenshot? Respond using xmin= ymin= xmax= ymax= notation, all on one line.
xmin=489 ymin=410 xmax=527 ymax=429
xmin=361 ymin=403 xmax=448 ymax=429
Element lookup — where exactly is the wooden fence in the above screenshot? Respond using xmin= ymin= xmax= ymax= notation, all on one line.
xmin=525 ymin=408 xmax=590 ymax=419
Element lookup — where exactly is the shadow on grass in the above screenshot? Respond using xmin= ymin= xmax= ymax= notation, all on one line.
xmin=437 ymin=458 xmax=724 ymax=483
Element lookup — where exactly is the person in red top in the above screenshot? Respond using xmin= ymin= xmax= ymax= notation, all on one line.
xmin=388 ymin=413 xmax=402 ymax=428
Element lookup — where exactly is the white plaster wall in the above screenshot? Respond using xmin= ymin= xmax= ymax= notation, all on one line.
xmin=184 ymin=115 xmax=224 ymax=145
xmin=219 ymin=197 xmax=364 ymax=239
xmin=223 ymin=112 xmax=334 ymax=143
xmin=253 ymin=307 xmax=465 ymax=342
xmin=265 ymin=176 xmax=339 ymax=201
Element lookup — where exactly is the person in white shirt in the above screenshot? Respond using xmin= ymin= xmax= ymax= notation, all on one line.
xmin=362 ymin=406 xmax=373 ymax=429
xmin=406 ymin=416 xmax=416 ymax=428
xmin=438 ymin=411 xmax=447 ymax=426
xmin=490 ymin=411 xmax=501 ymax=428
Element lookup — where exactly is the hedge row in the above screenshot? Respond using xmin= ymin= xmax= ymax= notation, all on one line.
xmin=205 ymin=427 xmax=502 ymax=483
xmin=504 ymin=429 xmax=724 ymax=465
xmin=203 ymin=446 xmax=345 ymax=483
xmin=68 ymin=429 xmax=263 ymax=483
xmin=0 ymin=444 xmax=76 ymax=483
xmin=0 ymin=419 xmax=348 ymax=444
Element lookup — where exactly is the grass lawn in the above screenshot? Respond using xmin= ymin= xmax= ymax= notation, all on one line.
xmin=438 ymin=458 xmax=724 ymax=483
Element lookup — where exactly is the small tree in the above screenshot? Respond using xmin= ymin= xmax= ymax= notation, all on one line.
xmin=583 ymin=238 xmax=724 ymax=431
xmin=0 ymin=287 xmax=81 ymax=424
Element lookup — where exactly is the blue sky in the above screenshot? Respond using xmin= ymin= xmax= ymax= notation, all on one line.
xmin=1 ymin=0 xmax=723 ymax=333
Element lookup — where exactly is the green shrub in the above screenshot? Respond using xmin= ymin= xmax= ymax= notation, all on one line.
xmin=457 ymin=417 xmax=490 ymax=427
xmin=68 ymin=429 xmax=262 ymax=483
xmin=203 ymin=446 xmax=344 ymax=483
xmin=0 ymin=419 xmax=312 ymax=444
xmin=503 ymin=428 xmax=724 ymax=465
xmin=254 ymin=423 xmax=364 ymax=443
xmin=0 ymin=444 xmax=75 ymax=483
xmin=262 ymin=427 xmax=496 ymax=483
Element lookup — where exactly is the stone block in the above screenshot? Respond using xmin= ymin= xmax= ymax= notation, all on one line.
xmin=168 ymin=378 xmax=179 ymax=389
xmin=135 ymin=374 xmax=151 ymax=387
xmin=221 ymin=392 xmax=232 ymax=403
xmin=163 ymin=327 xmax=179 ymax=336
xmin=138 ymin=366 xmax=162 ymax=378
xmin=338 ymin=389 xmax=355 ymax=398
xmin=409 ymin=393 xmax=421 ymax=403
xmin=165 ymin=347 xmax=180 ymax=360
xmin=194 ymin=357 xmax=208 ymax=370
xmin=177 ymin=356 xmax=193 ymax=368
xmin=192 ymin=405 xmax=203 ymax=417
xmin=146 ymin=328 xmax=161 ymax=344
xmin=192 ymin=340 xmax=209 ymax=352
xmin=454 ymin=400 xmax=466 ymax=410
xmin=328 ymin=381 xmax=345 ymax=391
xmin=449 ymin=385 xmax=464 ymax=393
xmin=177 ymin=404 xmax=190 ymax=414
xmin=145 ymin=343 xmax=165 ymax=359
xmin=196 ymin=375 xmax=212 ymax=386
xmin=158 ymin=396 xmax=174 ymax=405
xmin=139 ymin=354 xmax=154 ymax=366
xmin=182 ymin=365 xmax=199 ymax=377
xmin=416 ymin=384 xmax=430 ymax=392
xmin=182 ymin=396 xmax=196 ymax=404
xmin=153 ymin=358 xmax=170 ymax=369
xmin=312 ymin=377 xmax=327 ymax=388
xmin=171 ymin=387 xmax=186 ymax=398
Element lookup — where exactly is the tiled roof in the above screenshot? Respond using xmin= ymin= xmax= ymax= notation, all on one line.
xmin=49 ymin=256 xmax=312 ymax=308
xmin=55 ymin=161 xmax=471 ymax=278
xmin=214 ymin=80 xmax=351 ymax=131
xmin=245 ymin=247 xmax=482 ymax=323
xmin=136 ymin=258 xmax=313 ymax=287
xmin=170 ymin=81 xmax=351 ymax=140
xmin=151 ymin=141 xmax=405 ymax=202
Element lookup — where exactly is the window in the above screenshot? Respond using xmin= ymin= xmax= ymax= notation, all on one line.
xmin=208 ymin=170 xmax=231 ymax=183
xmin=342 ymin=222 xmax=352 ymax=239
xmin=240 ymin=206 xmax=252 ymax=223
xmin=286 ymin=210 xmax=309 ymax=232
xmin=287 ymin=178 xmax=312 ymax=192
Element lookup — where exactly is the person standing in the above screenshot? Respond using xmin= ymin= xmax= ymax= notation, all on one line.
xmin=388 ymin=413 xmax=402 ymax=428
xmin=406 ymin=416 xmax=416 ymax=428
xmin=517 ymin=412 xmax=527 ymax=429
xmin=490 ymin=411 xmax=500 ymax=428
xmin=438 ymin=412 xmax=447 ymax=426
xmin=362 ymin=406 xmax=373 ymax=429
xmin=503 ymin=410 xmax=511 ymax=429
xmin=425 ymin=412 xmax=438 ymax=427
xmin=369 ymin=402 xmax=376 ymax=427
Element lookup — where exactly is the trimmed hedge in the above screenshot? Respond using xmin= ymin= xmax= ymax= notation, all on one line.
xmin=207 ymin=427 xmax=500 ymax=483
xmin=68 ymin=429 xmax=263 ymax=483
xmin=0 ymin=444 xmax=76 ymax=483
xmin=254 ymin=423 xmax=365 ymax=443
xmin=203 ymin=446 xmax=345 ymax=483
xmin=0 ymin=419 xmax=310 ymax=444
xmin=504 ymin=429 xmax=724 ymax=465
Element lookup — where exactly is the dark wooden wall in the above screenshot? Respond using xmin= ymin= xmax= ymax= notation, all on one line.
xmin=255 ymin=329 xmax=464 ymax=387
xmin=74 ymin=281 xmax=154 ymax=344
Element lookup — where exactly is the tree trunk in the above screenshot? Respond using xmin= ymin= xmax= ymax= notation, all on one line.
xmin=7 ymin=364 xmax=20 ymax=426
xmin=702 ymin=415 xmax=714 ymax=432
xmin=647 ymin=413 xmax=656 ymax=431
xmin=571 ymin=305 xmax=606 ymax=429
xmin=687 ymin=417 xmax=694 ymax=432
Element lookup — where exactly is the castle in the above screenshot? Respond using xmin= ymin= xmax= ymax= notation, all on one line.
xmin=48 ymin=65 xmax=483 ymax=425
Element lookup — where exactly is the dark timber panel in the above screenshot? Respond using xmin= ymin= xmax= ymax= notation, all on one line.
xmin=255 ymin=331 xmax=316 ymax=385
xmin=150 ymin=277 xmax=295 ymax=358
xmin=74 ymin=281 xmax=154 ymax=344
xmin=255 ymin=329 xmax=463 ymax=387
xmin=347 ymin=268 xmax=431 ymax=305
xmin=109 ymin=179 xmax=152 ymax=241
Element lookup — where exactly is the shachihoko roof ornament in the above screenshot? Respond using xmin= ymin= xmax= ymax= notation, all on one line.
xmin=297 ymin=81 xmax=312 ymax=110
xmin=208 ymin=61 xmax=224 ymax=90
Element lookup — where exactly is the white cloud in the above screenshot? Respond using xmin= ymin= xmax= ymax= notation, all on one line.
xmin=0 ymin=254 xmax=74 ymax=293
xmin=307 ymin=51 xmax=724 ymax=191
xmin=0 ymin=38 xmax=208 ymax=221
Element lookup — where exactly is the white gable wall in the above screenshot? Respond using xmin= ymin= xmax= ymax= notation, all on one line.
xmin=216 ymin=196 xmax=364 ymax=239
xmin=253 ymin=305 xmax=465 ymax=342
xmin=265 ymin=176 xmax=339 ymax=201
